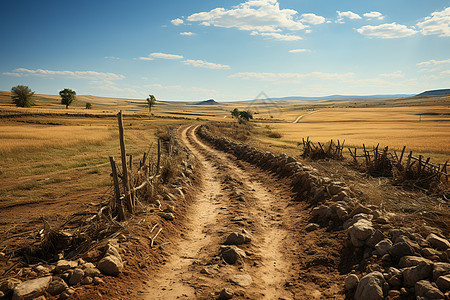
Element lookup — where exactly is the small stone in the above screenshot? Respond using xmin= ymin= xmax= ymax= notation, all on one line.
xmin=426 ymin=233 xmax=450 ymax=250
xmin=224 ymin=231 xmax=251 ymax=245
xmin=388 ymin=242 xmax=415 ymax=258
xmin=436 ymin=274 xmax=450 ymax=291
xmin=229 ymin=274 xmax=252 ymax=287
xmin=159 ymin=212 xmax=175 ymax=221
xmin=366 ymin=230 xmax=385 ymax=249
xmin=81 ymin=262 xmax=95 ymax=269
xmin=305 ymin=223 xmax=320 ymax=232
xmin=398 ymin=256 xmax=432 ymax=268
xmin=68 ymin=268 xmax=84 ymax=285
xmin=344 ymin=274 xmax=359 ymax=290
xmin=415 ymin=280 xmax=444 ymax=299
xmin=375 ymin=239 xmax=392 ymax=256
xmin=59 ymin=288 xmax=75 ymax=300
xmin=47 ymin=278 xmax=69 ymax=295
xmin=84 ymin=267 xmax=101 ymax=277
xmin=81 ymin=276 xmax=93 ymax=285
xmin=387 ymin=289 xmax=401 ymax=297
xmin=220 ymin=246 xmax=246 ymax=265
xmin=12 ymin=276 xmax=52 ymax=300
xmin=93 ymin=277 xmax=104 ymax=285
xmin=218 ymin=288 xmax=233 ymax=300
xmin=54 ymin=260 xmax=78 ymax=273
xmin=97 ymin=255 xmax=123 ymax=276
xmin=34 ymin=265 xmax=50 ymax=274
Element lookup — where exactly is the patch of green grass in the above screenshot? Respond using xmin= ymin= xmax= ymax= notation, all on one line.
xmin=70 ymin=162 xmax=88 ymax=168
xmin=88 ymin=168 xmax=100 ymax=174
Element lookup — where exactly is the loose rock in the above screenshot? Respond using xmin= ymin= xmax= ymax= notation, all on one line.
xmin=344 ymin=274 xmax=359 ymax=290
xmin=354 ymin=271 xmax=385 ymax=300
xmin=427 ymin=233 xmax=450 ymax=250
xmin=97 ymin=255 xmax=123 ymax=276
xmin=47 ymin=279 xmax=68 ymax=296
xmin=305 ymin=223 xmax=320 ymax=232
xmin=221 ymin=246 xmax=246 ymax=265
xmin=12 ymin=276 xmax=51 ymax=300
xmin=402 ymin=262 xmax=432 ymax=286
xmin=224 ymin=230 xmax=251 ymax=245
xmin=375 ymin=239 xmax=392 ymax=256
xmin=68 ymin=268 xmax=84 ymax=286
xmin=415 ymin=280 xmax=444 ymax=299
xmin=436 ymin=275 xmax=450 ymax=291
xmin=218 ymin=288 xmax=233 ymax=300
xmin=229 ymin=274 xmax=252 ymax=287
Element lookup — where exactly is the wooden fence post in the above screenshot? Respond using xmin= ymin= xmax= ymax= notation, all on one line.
xmin=117 ymin=111 xmax=134 ymax=213
xmin=156 ymin=138 xmax=161 ymax=174
xmin=109 ymin=156 xmax=125 ymax=221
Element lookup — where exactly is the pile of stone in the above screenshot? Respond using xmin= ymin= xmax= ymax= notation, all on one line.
xmin=197 ymin=126 xmax=450 ymax=299
xmin=0 ymin=240 xmax=122 ymax=299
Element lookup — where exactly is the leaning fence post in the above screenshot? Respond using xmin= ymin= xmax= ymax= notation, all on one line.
xmin=156 ymin=138 xmax=161 ymax=174
xmin=109 ymin=156 xmax=125 ymax=221
xmin=117 ymin=111 xmax=134 ymax=213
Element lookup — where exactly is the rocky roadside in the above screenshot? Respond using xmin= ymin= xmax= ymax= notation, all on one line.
xmin=197 ymin=125 xmax=450 ymax=299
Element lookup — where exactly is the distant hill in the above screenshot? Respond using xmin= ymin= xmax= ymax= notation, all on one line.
xmin=194 ymin=99 xmax=219 ymax=105
xmin=416 ymin=89 xmax=450 ymax=97
xmin=237 ymin=94 xmax=414 ymax=102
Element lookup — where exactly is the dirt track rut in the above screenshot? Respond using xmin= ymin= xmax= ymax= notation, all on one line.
xmin=144 ymin=125 xmax=344 ymax=299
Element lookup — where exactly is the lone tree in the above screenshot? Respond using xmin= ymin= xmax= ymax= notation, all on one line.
xmin=11 ymin=85 xmax=35 ymax=107
xmin=59 ymin=88 xmax=76 ymax=109
xmin=146 ymin=94 xmax=156 ymax=113
xmin=239 ymin=110 xmax=253 ymax=121
xmin=85 ymin=102 xmax=92 ymax=109
xmin=231 ymin=108 xmax=239 ymax=118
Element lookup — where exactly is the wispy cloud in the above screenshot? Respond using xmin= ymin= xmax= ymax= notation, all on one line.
xmin=250 ymin=31 xmax=302 ymax=41
xmin=417 ymin=58 xmax=450 ymax=72
xmin=288 ymin=49 xmax=311 ymax=53
xmin=357 ymin=22 xmax=417 ymax=38
xmin=139 ymin=52 xmax=184 ymax=60
xmin=180 ymin=32 xmax=194 ymax=36
xmin=182 ymin=59 xmax=231 ymax=69
xmin=336 ymin=11 xmax=361 ymax=23
xmin=416 ymin=7 xmax=450 ymax=37
xmin=104 ymin=56 xmax=120 ymax=60
xmin=171 ymin=18 xmax=184 ymax=26
xmin=3 ymin=68 xmax=125 ymax=81
xmin=229 ymin=71 xmax=354 ymax=81
xmin=380 ymin=70 xmax=405 ymax=78
xmin=363 ymin=11 xmax=384 ymax=20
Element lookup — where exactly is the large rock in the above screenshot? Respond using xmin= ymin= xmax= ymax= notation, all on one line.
xmin=389 ymin=242 xmax=415 ymax=258
xmin=97 ymin=255 xmax=123 ymax=276
xmin=12 ymin=276 xmax=51 ymax=300
xmin=433 ymin=262 xmax=450 ymax=281
xmin=375 ymin=239 xmax=392 ymax=256
xmin=221 ymin=246 xmax=246 ymax=265
xmin=427 ymin=233 xmax=450 ymax=250
xmin=47 ymin=279 xmax=68 ymax=296
xmin=436 ymin=275 xmax=450 ymax=291
xmin=415 ymin=280 xmax=444 ymax=299
xmin=402 ymin=262 xmax=432 ymax=286
xmin=224 ymin=230 xmax=251 ymax=245
xmin=354 ymin=271 xmax=385 ymax=300
xmin=349 ymin=219 xmax=374 ymax=247
xmin=399 ymin=256 xmax=433 ymax=268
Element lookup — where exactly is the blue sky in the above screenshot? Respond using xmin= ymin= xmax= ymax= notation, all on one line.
xmin=0 ymin=0 xmax=449 ymax=101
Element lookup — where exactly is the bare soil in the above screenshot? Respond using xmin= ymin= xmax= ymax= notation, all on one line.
xmin=143 ymin=125 xmax=346 ymax=299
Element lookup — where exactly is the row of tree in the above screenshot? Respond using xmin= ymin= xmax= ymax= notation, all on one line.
xmin=11 ymin=85 xmax=83 ymax=109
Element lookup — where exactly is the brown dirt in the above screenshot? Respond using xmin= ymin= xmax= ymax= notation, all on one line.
xmin=143 ymin=125 xmax=346 ymax=299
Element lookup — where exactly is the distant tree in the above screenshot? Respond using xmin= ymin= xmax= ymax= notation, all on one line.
xmin=59 ymin=88 xmax=76 ymax=109
xmin=11 ymin=85 xmax=35 ymax=107
xmin=85 ymin=102 xmax=92 ymax=109
xmin=146 ymin=94 xmax=156 ymax=113
xmin=231 ymin=108 xmax=240 ymax=118
xmin=238 ymin=110 xmax=253 ymax=121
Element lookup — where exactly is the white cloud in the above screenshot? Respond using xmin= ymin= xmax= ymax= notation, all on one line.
xmin=184 ymin=0 xmax=321 ymax=41
xmin=138 ymin=57 xmax=154 ymax=61
xmin=182 ymin=59 xmax=231 ymax=69
xmin=417 ymin=59 xmax=450 ymax=72
xmin=250 ymin=31 xmax=302 ymax=41
xmin=3 ymin=68 xmax=125 ymax=81
xmin=229 ymin=71 xmax=354 ymax=81
xmin=363 ymin=11 xmax=384 ymax=20
xmin=150 ymin=52 xmax=184 ymax=60
xmin=357 ymin=22 xmax=417 ymax=38
xmin=300 ymin=13 xmax=325 ymax=25
xmin=337 ymin=11 xmax=361 ymax=23
xmin=104 ymin=56 xmax=120 ymax=60
xmin=416 ymin=7 xmax=450 ymax=37
xmin=171 ymin=18 xmax=184 ymax=26
xmin=180 ymin=32 xmax=194 ymax=36
xmin=289 ymin=49 xmax=311 ymax=53
xmin=380 ymin=70 xmax=405 ymax=78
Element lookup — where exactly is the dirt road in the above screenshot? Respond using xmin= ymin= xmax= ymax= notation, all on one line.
xmin=293 ymin=110 xmax=319 ymax=123
xmin=144 ymin=125 xmax=344 ymax=299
